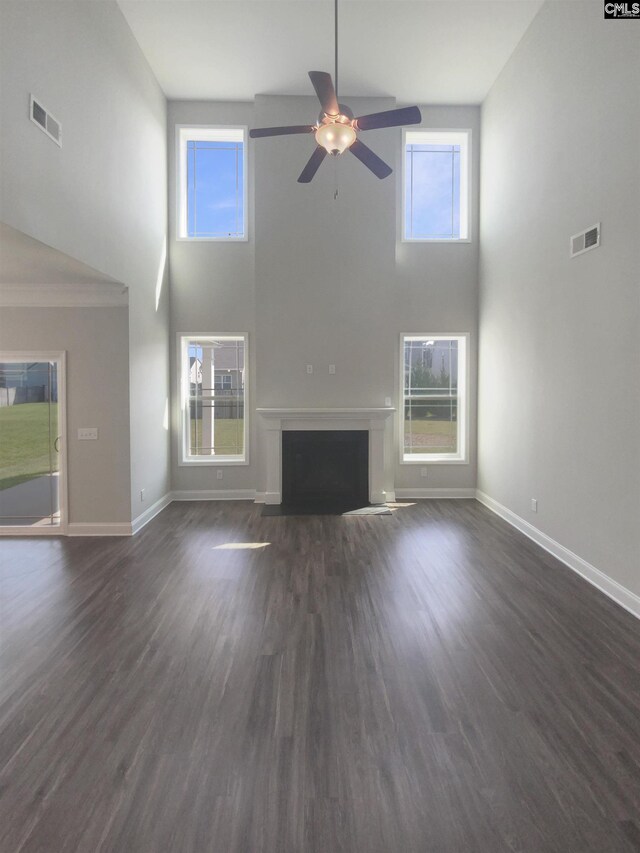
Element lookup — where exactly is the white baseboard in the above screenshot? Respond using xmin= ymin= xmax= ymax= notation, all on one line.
xmin=475 ymin=489 xmax=640 ymax=621
xmin=0 ymin=524 xmax=67 ymax=537
xmin=395 ymin=487 xmax=477 ymax=499
xmin=171 ymin=489 xmax=257 ymax=502
xmin=131 ymin=492 xmax=172 ymax=535
xmin=67 ymin=522 xmax=132 ymax=537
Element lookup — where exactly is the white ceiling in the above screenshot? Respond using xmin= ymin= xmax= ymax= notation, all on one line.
xmin=117 ymin=0 xmax=543 ymax=105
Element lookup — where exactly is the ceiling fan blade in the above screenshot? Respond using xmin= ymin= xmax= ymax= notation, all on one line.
xmin=249 ymin=125 xmax=315 ymax=139
xmin=355 ymin=106 xmax=422 ymax=132
xmin=297 ymin=147 xmax=327 ymax=183
xmin=349 ymin=139 xmax=392 ymax=179
xmin=308 ymin=71 xmax=339 ymax=117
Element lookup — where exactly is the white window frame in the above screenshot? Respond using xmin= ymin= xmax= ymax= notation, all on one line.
xmin=178 ymin=333 xmax=249 ymax=466
xmin=176 ymin=125 xmax=248 ymax=242
xmin=400 ymin=333 xmax=469 ymax=464
xmin=0 ymin=350 xmax=68 ymax=535
xmin=402 ymin=129 xmax=471 ymax=243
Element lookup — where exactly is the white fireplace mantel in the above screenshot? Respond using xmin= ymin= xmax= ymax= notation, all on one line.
xmin=257 ymin=407 xmax=395 ymax=505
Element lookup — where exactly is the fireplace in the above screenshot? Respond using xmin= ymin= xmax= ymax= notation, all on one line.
xmin=282 ymin=430 xmax=369 ymax=508
xmin=257 ymin=407 xmax=395 ymax=505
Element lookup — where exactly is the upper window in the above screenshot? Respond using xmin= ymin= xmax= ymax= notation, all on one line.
xmin=180 ymin=335 xmax=248 ymax=464
xmin=177 ymin=127 xmax=247 ymax=240
xmin=401 ymin=334 xmax=468 ymax=463
xmin=403 ymin=130 xmax=470 ymax=241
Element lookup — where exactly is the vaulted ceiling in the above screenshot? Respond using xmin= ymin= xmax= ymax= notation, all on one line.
xmin=117 ymin=0 xmax=543 ymax=104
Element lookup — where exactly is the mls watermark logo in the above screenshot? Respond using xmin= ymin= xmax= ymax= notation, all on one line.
xmin=604 ymin=1 xmax=640 ymax=18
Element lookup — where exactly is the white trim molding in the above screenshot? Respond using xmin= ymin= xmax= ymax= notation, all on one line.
xmin=68 ymin=522 xmax=132 ymax=537
xmin=176 ymin=124 xmax=248 ymax=242
xmin=131 ymin=492 xmax=173 ymax=535
xmin=0 ymin=524 xmax=66 ymax=537
xmin=476 ymin=490 xmax=640 ymax=621
xmin=0 ymin=282 xmax=129 ymax=308
xmin=400 ymin=333 xmax=470 ymax=465
xmin=0 ymin=350 xmax=68 ymax=536
xmin=395 ymin=488 xmax=476 ymax=499
xmin=257 ymin=407 xmax=395 ymax=506
xmin=171 ymin=489 xmax=257 ymax=502
xmin=402 ymin=128 xmax=472 ymax=243
xmin=177 ymin=332 xmax=250 ymax=467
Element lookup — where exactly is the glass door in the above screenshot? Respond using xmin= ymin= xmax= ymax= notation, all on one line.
xmin=0 ymin=359 xmax=63 ymax=528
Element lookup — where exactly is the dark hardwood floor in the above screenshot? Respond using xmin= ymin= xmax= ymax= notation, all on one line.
xmin=1 ymin=499 xmax=640 ymax=852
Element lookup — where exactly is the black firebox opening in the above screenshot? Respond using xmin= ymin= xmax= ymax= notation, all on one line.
xmin=281 ymin=430 xmax=369 ymax=511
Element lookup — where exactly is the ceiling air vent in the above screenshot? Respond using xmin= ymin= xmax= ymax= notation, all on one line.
xmin=570 ymin=223 xmax=600 ymax=258
xmin=30 ymin=95 xmax=61 ymax=146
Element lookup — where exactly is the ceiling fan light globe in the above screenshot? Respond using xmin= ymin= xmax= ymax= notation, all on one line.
xmin=315 ymin=122 xmax=356 ymax=155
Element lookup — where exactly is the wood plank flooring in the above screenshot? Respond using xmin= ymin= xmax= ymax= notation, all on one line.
xmin=1 ymin=499 xmax=640 ymax=852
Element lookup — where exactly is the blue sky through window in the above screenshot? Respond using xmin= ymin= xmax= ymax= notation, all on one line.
xmin=405 ymin=144 xmax=461 ymax=239
xmin=187 ymin=140 xmax=244 ymax=238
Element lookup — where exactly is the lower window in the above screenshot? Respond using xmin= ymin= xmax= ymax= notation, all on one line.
xmin=401 ymin=334 xmax=467 ymax=463
xmin=180 ymin=334 xmax=247 ymax=464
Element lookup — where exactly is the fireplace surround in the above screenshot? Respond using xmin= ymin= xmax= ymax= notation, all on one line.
xmin=257 ymin=408 xmax=395 ymax=505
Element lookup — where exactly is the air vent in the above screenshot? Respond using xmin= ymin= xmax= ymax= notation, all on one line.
xmin=570 ymin=223 xmax=600 ymax=258
xmin=30 ymin=95 xmax=61 ymax=146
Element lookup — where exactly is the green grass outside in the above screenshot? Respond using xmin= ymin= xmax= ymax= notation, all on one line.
xmin=190 ymin=417 xmax=244 ymax=456
xmin=404 ymin=419 xmax=457 ymax=454
xmin=0 ymin=402 xmax=59 ymax=491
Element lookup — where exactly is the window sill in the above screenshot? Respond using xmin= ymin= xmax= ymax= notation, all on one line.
xmin=401 ymin=455 xmax=468 ymax=465
xmin=179 ymin=457 xmax=249 ymax=467
xmin=176 ymin=235 xmax=248 ymax=243
xmin=401 ymin=237 xmax=472 ymax=244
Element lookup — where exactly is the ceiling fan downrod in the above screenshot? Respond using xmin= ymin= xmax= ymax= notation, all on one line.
xmin=334 ymin=0 xmax=339 ymax=100
xmin=247 ymin=0 xmax=422 ymax=182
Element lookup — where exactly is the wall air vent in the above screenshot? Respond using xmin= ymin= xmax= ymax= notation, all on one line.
xmin=30 ymin=95 xmax=61 ymax=146
xmin=570 ymin=223 xmax=600 ymax=258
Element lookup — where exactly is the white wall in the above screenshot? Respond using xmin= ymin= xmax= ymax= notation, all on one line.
xmin=168 ymin=97 xmax=479 ymax=496
xmin=0 ymin=1 xmax=170 ymax=520
xmin=478 ymin=1 xmax=640 ymax=594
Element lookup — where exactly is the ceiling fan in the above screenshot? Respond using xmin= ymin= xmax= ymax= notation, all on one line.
xmin=249 ymin=0 xmax=422 ymax=183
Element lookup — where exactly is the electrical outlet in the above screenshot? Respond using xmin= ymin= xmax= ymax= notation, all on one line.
xmin=384 ymin=397 xmax=392 ymax=407
xmin=420 ymin=467 xmax=428 ymax=479
xmin=531 ymin=498 xmax=538 ymax=513
xmin=140 ymin=489 xmax=145 ymax=502
xmin=328 ymin=364 xmax=336 ymax=374
xmin=306 ymin=364 xmax=313 ymax=374
xmin=78 ymin=427 xmax=98 ymax=440
xmin=216 ymin=470 xmax=223 ymax=480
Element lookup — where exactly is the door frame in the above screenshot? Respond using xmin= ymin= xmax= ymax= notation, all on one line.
xmin=0 ymin=350 xmax=68 ymax=535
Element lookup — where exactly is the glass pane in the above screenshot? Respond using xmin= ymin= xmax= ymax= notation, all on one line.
xmin=406 ymin=144 xmax=460 ymax=239
xmin=187 ymin=339 xmax=245 ymax=458
xmin=403 ymin=340 xmax=458 ymax=456
xmin=187 ymin=141 xmax=244 ymax=238
xmin=0 ymin=362 xmax=59 ymax=525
